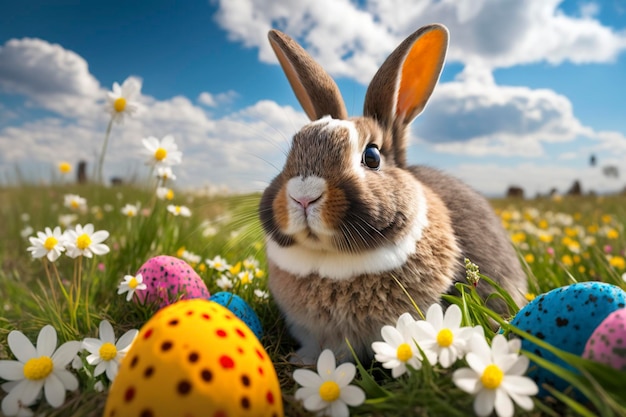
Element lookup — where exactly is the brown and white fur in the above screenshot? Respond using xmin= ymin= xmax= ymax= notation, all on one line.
xmin=259 ymin=24 xmax=527 ymax=364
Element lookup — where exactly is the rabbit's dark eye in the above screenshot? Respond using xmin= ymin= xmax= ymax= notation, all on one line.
xmin=362 ymin=145 xmax=380 ymax=170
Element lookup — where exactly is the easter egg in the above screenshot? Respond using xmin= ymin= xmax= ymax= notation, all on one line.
xmin=103 ymin=299 xmax=283 ymax=417
xmin=583 ymin=307 xmax=626 ymax=371
xmin=136 ymin=255 xmax=210 ymax=308
xmin=511 ymin=281 xmax=626 ymax=397
xmin=210 ymin=292 xmax=263 ymax=340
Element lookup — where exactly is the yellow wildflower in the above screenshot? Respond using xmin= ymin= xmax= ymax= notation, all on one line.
xmin=561 ymin=255 xmax=574 ymax=267
xmin=607 ymin=228 xmax=619 ymax=239
xmin=609 ymin=256 xmax=626 ymax=270
xmin=602 ymin=214 xmax=613 ymax=224
xmin=58 ymin=162 xmax=72 ymax=174
xmin=229 ymin=262 xmax=242 ymax=275
xmin=524 ymin=293 xmax=536 ymax=302
xmin=524 ymin=253 xmax=535 ymax=264
xmin=538 ymin=219 xmax=549 ymax=230
xmin=538 ymin=233 xmax=553 ymax=243
xmin=511 ymin=232 xmax=526 ymax=244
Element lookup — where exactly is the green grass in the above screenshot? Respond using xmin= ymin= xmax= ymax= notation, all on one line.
xmin=1 ymin=183 xmax=626 ymax=417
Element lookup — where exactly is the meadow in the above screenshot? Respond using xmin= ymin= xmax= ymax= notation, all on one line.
xmin=0 ymin=176 xmax=625 ymax=416
xmin=0 ymin=81 xmax=624 ymax=417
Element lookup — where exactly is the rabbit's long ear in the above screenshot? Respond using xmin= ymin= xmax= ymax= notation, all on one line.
xmin=364 ymin=24 xmax=448 ymax=166
xmin=269 ymin=30 xmax=347 ymax=121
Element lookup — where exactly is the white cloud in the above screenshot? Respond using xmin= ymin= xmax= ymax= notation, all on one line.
xmin=197 ymin=90 xmax=238 ymax=107
xmin=0 ymin=38 xmax=102 ymax=117
xmin=411 ymin=68 xmax=592 ymax=156
xmin=214 ymin=0 xmax=626 ymax=82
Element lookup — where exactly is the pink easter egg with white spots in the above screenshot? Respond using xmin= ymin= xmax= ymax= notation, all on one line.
xmin=583 ymin=307 xmax=626 ymax=371
xmin=135 ymin=255 xmax=210 ymax=308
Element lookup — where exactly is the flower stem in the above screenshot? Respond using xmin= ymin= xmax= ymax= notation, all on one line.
xmin=96 ymin=117 xmax=115 ymax=185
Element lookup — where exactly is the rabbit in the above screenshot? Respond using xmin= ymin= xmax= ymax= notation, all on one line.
xmin=259 ymin=23 xmax=528 ymax=365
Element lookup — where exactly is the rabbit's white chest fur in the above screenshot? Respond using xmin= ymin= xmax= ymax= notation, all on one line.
xmin=265 ymin=180 xmax=429 ymax=280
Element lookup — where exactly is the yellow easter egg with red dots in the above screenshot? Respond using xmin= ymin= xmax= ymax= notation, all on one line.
xmin=103 ymin=299 xmax=283 ymax=417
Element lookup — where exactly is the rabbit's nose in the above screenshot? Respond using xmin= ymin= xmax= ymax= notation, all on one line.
xmin=291 ymin=195 xmax=321 ymax=210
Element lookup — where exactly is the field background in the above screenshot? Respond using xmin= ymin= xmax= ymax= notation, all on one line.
xmin=1 ymin=181 xmax=625 ymax=416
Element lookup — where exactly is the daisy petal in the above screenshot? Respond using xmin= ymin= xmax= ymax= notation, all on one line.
xmin=116 ymin=329 xmax=138 ymax=351
xmin=465 ymin=352 xmax=487 ymax=374
xmin=380 ymin=326 xmax=403 ymax=347
xmin=55 ymin=369 xmax=79 ymax=391
xmin=317 ymin=349 xmax=336 ymax=377
xmin=99 ymin=320 xmax=115 ymax=344
xmin=7 ymin=331 xmax=36 ymax=363
xmin=293 ymin=369 xmax=322 ymax=388
xmin=329 ymin=399 xmax=350 ymax=417
xmin=36 ymin=326 xmax=58 ymax=357
xmin=294 ymin=386 xmax=317 ymax=401
xmin=43 ymin=374 xmax=66 ymax=408
xmin=474 ymin=388 xmax=496 ymax=417
xmin=83 ymin=338 xmax=102 ymax=354
xmin=0 ymin=361 xmax=24 ymax=381
xmin=18 ymin=379 xmax=44 ymax=408
xmin=303 ymin=393 xmax=327 ymax=412
xmin=494 ymin=387 xmax=514 ymax=417
xmin=426 ymin=304 xmax=443 ymax=329
xmin=502 ymin=375 xmax=538 ymax=396
xmin=491 ymin=334 xmax=509 ymax=359
xmin=507 ymin=389 xmax=535 ymax=411
xmin=334 ymin=363 xmax=356 ymax=387
xmin=443 ymin=304 xmax=462 ymax=328
xmin=506 ymin=355 xmax=530 ymax=376
xmin=52 ymin=341 xmax=82 ymax=367
xmin=452 ymin=368 xmax=481 ymax=394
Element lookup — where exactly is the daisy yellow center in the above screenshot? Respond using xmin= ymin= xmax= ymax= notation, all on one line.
xmin=240 ymin=272 xmax=251 ymax=285
xmin=128 ymin=277 xmax=139 ymax=289
xmin=396 ymin=343 xmax=413 ymax=362
xmin=23 ymin=356 xmax=53 ymax=380
xmin=175 ymin=206 xmax=181 ymax=214
xmin=166 ymin=189 xmax=174 ymax=200
xmin=44 ymin=236 xmax=58 ymax=251
xmin=214 ymin=262 xmax=222 ymax=269
xmin=76 ymin=233 xmax=92 ymax=250
xmin=113 ymin=97 xmax=127 ymax=112
xmin=436 ymin=328 xmax=454 ymax=347
xmin=71 ymin=200 xmax=79 ymax=209
xmin=99 ymin=342 xmax=118 ymax=361
xmin=319 ymin=380 xmax=341 ymax=403
xmin=154 ymin=147 xmax=167 ymax=161
xmin=480 ymin=364 xmax=504 ymax=389
xmin=58 ymin=162 xmax=71 ymax=173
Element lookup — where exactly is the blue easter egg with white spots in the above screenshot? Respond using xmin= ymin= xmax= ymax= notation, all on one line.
xmin=210 ymin=292 xmax=263 ymax=340
xmin=511 ymin=281 xmax=626 ymax=398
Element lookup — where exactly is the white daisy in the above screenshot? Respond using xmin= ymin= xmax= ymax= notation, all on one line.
xmin=20 ymin=226 xmax=34 ymax=239
xmin=293 ymin=349 xmax=366 ymax=417
xmin=118 ymin=274 xmax=147 ymax=302
xmin=181 ymin=250 xmax=201 ymax=264
xmin=206 ymin=255 xmax=230 ymax=272
xmin=26 ymin=227 xmax=66 ymax=262
xmin=0 ymin=325 xmax=81 ymax=416
xmin=63 ymin=194 xmax=87 ymax=212
xmin=64 ymin=224 xmax=110 ymax=258
xmin=371 ymin=313 xmax=432 ymax=378
xmin=142 ymin=135 xmax=182 ymax=167
xmin=94 ymin=380 xmax=105 ymax=393
xmin=167 ymin=204 xmax=191 ymax=217
xmin=156 ymin=187 xmax=175 ymax=200
xmin=120 ymin=203 xmax=139 ymax=217
xmin=414 ymin=304 xmax=477 ymax=368
xmin=58 ymin=214 xmax=78 ymax=228
xmin=215 ymin=275 xmax=233 ymax=290
xmin=156 ymin=166 xmax=176 ymax=182
xmin=254 ymin=289 xmax=269 ymax=300
xmin=82 ymin=320 xmax=138 ymax=382
xmin=452 ymin=334 xmax=538 ymax=417
xmin=107 ymin=77 xmax=141 ymax=123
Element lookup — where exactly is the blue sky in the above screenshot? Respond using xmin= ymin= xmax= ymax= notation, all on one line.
xmin=1 ymin=0 xmax=625 ymax=197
